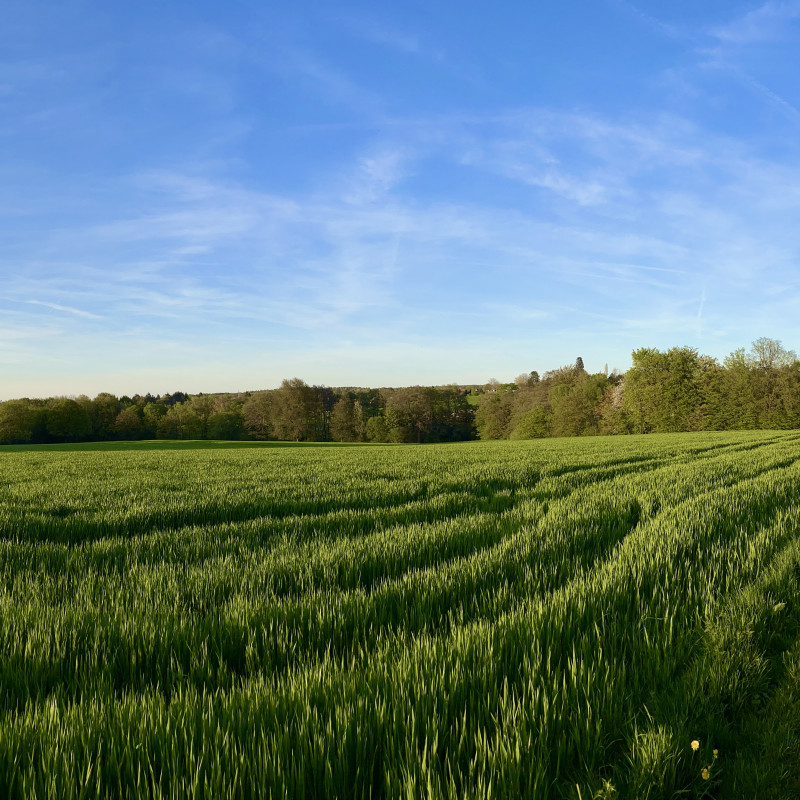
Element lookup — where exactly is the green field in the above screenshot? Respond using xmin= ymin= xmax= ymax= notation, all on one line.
xmin=2 ymin=432 xmax=800 ymax=799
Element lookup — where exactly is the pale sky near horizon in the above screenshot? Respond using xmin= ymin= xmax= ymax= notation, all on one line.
xmin=3 ymin=0 xmax=800 ymax=399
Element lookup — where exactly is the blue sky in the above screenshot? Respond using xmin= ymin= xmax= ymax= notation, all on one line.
xmin=3 ymin=0 xmax=800 ymax=398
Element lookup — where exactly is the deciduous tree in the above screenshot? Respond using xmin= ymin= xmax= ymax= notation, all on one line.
xmin=623 ymin=347 xmax=702 ymax=433
xmin=330 ymin=396 xmax=359 ymax=442
xmin=271 ymin=379 xmax=321 ymax=441
xmin=45 ymin=398 xmax=92 ymax=442
xmin=242 ymin=392 xmax=273 ymax=440
xmin=0 ymin=400 xmax=45 ymax=444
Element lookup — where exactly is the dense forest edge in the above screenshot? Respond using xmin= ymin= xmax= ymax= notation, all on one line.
xmin=2 ymin=337 xmax=800 ymax=445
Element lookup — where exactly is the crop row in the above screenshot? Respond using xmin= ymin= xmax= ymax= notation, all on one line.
xmin=0 ymin=431 xmax=799 ymax=797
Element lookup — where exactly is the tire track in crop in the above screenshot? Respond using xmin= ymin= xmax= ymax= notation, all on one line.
xmin=245 ymin=456 xmax=800 ymax=798
xmin=3 ymin=434 xmax=800 ymax=798
xmin=11 ymin=450 xmax=794 ymax=800
xmin=8 ymin=440 xmax=794 ymax=706
xmin=4 ymin=436 xmax=800 ymax=713
xmin=2 ymin=433 xmax=794 ymax=549
xmin=0 ymin=489 xmax=642 ymax=706
xmin=0 ymin=451 xmax=666 ymax=546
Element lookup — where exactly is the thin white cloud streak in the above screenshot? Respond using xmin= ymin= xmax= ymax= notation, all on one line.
xmin=697 ymin=289 xmax=706 ymax=339
xmin=331 ymin=12 xmax=488 ymax=89
xmin=606 ymin=0 xmax=693 ymax=44
xmin=23 ymin=300 xmax=103 ymax=319
xmin=612 ymin=0 xmax=800 ymax=49
xmin=338 ymin=15 xmax=442 ymax=60
xmin=279 ymin=47 xmax=385 ymax=117
xmin=721 ymin=63 xmax=800 ymax=121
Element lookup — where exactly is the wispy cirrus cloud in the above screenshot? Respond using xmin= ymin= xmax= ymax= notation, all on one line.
xmin=279 ymin=47 xmax=385 ymax=117
xmin=23 ymin=300 xmax=103 ymax=319
xmin=611 ymin=1 xmax=800 ymax=123
xmin=5 ymin=0 xmax=800 ymax=399
xmin=342 ymin=146 xmax=411 ymax=204
xmin=712 ymin=1 xmax=800 ymax=44
xmin=606 ymin=0 xmax=690 ymax=44
xmin=7 ymin=105 xmax=800 ymax=348
xmin=5 ymin=80 xmax=800 ymax=394
xmin=337 ymin=14 xmax=445 ymax=62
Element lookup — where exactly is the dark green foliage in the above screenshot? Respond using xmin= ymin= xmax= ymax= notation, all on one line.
xmin=549 ymin=373 xmax=607 ymax=437
xmin=45 ymin=398 xmax=92 ymax=442
xmin=365 ymin=414 xmax=389 ymax=442
xmin=329 ymin=396 xmax=361 ymax=442
xmin=242 ymin=391 xmax=273 ymax=440
xmin=207 ymin=411 xmax=244 ymax=440
xmin=475 ymin=392 xmax=512 ymax=439
xmin=0 ymin=399 xmax=46 ymax=444
xmin=112 ymin=405 xmax=144 ymax=439
xmin=87 ymin=392 xmax=120 ymax=439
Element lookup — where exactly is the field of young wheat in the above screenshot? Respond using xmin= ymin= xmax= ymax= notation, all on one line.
xmin=1 ymin=432 xmax=800 ymax=799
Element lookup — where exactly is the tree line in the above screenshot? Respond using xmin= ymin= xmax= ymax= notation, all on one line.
xmin=1 ymin=338 xmax=798 ymax=445
xmin=476 ymin=337 xmax=800 ymax=439
xmin=0 ymin=381 xmax=474 ymax=445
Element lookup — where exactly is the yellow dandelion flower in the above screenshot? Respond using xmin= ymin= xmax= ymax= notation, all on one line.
xmin=713 ymin=749 xmax=718 ymax=758
xmin=691 ymin=740 xmax=700 ymax=751
xmin=701 ymin=768 xmax=710 ymax=780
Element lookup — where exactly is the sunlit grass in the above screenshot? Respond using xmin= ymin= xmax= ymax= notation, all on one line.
xmin=0 ymin=430 xmax=799 ymax=797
